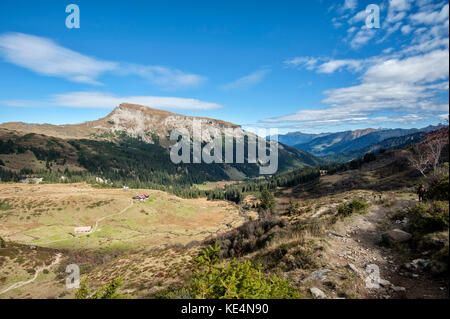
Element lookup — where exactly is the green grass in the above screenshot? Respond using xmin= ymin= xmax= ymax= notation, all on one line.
xmin=0 ymin=200 xmax=13 ymax=211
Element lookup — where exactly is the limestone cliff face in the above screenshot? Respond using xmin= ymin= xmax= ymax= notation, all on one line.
xmin=99 ymin=103 xmax=243 ymax=144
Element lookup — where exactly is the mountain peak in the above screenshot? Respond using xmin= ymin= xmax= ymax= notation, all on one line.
xmin=116 ymin=103 xmax=177 ymax=118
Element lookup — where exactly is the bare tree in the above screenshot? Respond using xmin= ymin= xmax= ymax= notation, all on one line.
xmin=407 ymin=143 xmax=431 ymax=177
xmin=407 ymin=126 xmax=449 ymax=178
xmin=425 ymin=128 xmax=449 ymax=171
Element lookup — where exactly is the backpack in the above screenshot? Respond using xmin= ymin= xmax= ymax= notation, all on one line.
xmin=420 ymin=187 xmax=425 ymax=193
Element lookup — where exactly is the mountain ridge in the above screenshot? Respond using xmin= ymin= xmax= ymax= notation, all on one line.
xmin=275 ymin=125 xmax=444 ymax=159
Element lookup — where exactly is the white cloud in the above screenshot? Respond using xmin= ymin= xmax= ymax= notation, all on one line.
xmin=118 ymin=64 xmax=206 ymax=90
xmin=0 ymin=32 xmax=206 ymax=90
xmin=221 ymin=69 xmax=270 ymax=90
xmin=0 ymin=32 xmax=116 ymax=85
xmin=275 ymin=1 xmax=449 ymax=129
xmin=348 ymin=10 xmax=367 ymax=24
xmin=401 ymin=25 xmax=412 ymax=34
xmin=285 ymin=56 xmax=366 ymax=74
xmin=363 ymin=49 xmax=449 ymax=84
xmin=350 ymin=27 xmax=377 ymax=49
xmin=316 ymin=59 xmax=363 ymax=73
xmin=1 ymin=91 xmax=223 ymax=110
xmin=410 ymin=3 xmax=449 ymax=24
xmin=341 ymin=0 xmax=358 ymax=12
xmin=284 ymin=57 xmax=321 ymax=70
xmin=270 ymin=46 xmax=448 ymax=127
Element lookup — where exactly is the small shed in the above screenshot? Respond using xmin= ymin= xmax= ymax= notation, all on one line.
xmin=74 ymin=226 xmax=92 ymax=233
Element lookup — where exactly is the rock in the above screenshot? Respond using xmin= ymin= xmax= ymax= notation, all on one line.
xmin=302 ymin=269 xmax=330 ymax=283
xmin=329 ymin=231 xmax=344 ymax=238
xmin=310 ymin=287 xmax=326 ymax=299
xmin=378 ymin=278 xmax=391 ymax=287
xmin=345 ymin=263 xmax=361 ymax=276
xmin=391 ymin=285 xmax=406 ymax=292
xmin=412 ymin=258 xmax=430 ymax=269
xmin=381 ymin=229 xmax=412 ymax=246
xmin=402 ymin=258 xmax=430 ymax=271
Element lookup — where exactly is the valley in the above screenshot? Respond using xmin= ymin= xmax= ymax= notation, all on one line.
xmin=0 ymin=183 xmax=245 ymax=251
xmin=0 ymin=104 xmax=448 ymax=300
xmin=0 ymin=143 xmax=448 ymax=299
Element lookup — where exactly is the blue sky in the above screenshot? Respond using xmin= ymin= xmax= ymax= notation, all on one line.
xmin=0 ymin=0 xmax=448 ymax=133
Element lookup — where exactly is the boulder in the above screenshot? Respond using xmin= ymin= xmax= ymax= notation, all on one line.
xmin=310 ymin=287 xmax=326 ymax=299
xmin=402 ymin=258 xmax=430 ymax=271
xmin=391 ymin=285 xmax=406 ymax=292
xmin=381 ymin=229 xmax=412 ymax=246
xmin=302 ymin=269 xmax=330 ymax=283
xmin=378 ymin=278 xmax=391 ymax=287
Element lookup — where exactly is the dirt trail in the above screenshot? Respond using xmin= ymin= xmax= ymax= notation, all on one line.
xmin=0 ymin=253 xmax=62 ymax=296
xmin=325 ymin=197 xmax=448 ymax=299
xmin=34 ymin=201 xmax=135 ymax=246
xmin=91 ymin=200 xmax=134 ymax=233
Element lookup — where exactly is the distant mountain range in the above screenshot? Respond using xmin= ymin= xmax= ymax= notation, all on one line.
xmin=274 ymin=125 xmax=444 ymax=161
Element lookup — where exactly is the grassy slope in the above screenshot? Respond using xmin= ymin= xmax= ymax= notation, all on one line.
xmin=1 ymin=128 xmax=321 ymax=187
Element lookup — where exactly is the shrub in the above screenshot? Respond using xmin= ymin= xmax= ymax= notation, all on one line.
xmin=425 ymin=163 xmax=449 ymax=201
xmin=409 ymin=201 xmax=449 ymax=238
xmin=430 ymin=240 xmax=449 ymax=275
xmin=337 ymin=199 xmax=369 ymax=217
xmin=211 ymin=215 xmax=286 ymax=258
xmin=188 ymin=242 xmax=301 ymax=299
xmin=0 ymin=236 xmax=5 ymax=248
xmin=75 ymin=277 xmax=132 ymax=299
xmin=418 ymin=231 xmax=448 ymax=252
xmin=425 ymin=179 xmax=449 ymax=201
xmin=259 ymin=190 xmax=276 ymax=214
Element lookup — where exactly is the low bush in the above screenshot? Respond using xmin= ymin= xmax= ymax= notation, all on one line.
xmin=337 ymin=199 xmax=369 ymax=217
xmin=188 ymin=242 xmax=301 ymax=299
xmin=75 ymin=277 xmax=132 ymax=299
xmin=430 ymin=240 xmax=449 ymax=275
xmin=409 ymin=201 xmax=449 ymax=238
xmin=209 ymin=216 xmax=287 ymax=258
xmin=425 ymin=179 xmax=449 ymax=201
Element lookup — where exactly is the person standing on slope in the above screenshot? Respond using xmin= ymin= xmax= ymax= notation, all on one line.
xmin=417 ymin=184 xmax=426 ymax=202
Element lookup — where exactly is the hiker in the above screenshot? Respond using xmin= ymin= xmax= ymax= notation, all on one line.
xmin=417 ymin=184 xmax=426 ymax=202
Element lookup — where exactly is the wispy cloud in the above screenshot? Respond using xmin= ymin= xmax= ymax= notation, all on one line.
xmin=285 ymin=56 xmax=364 ymax=74
xmin=284 ymin=57 xmax=321 ymax=70
xmin=221 ymin=68 xmax=270 ymax=90
xmin=0 ymin=32 xmax=206 ymax=90
xmin=410 ymin=3 xmax=448 ymax=24
xmin=0 ymin=32 xmax=116 ymax=85
xmin=117 ymin=64 xmax=206 ymax=91
xmin=1 ymin=91 xmax=223 ymax=110
xmin=340 ymin=0 xmax=358 ymax=13
xmin=350 ymin=26 xmax=377 ymax=49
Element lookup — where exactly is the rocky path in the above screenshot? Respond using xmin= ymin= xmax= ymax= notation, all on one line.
xmin=0 ymin=253 xmax=62 ymax=296
xmin=325 ymin=196 xmax=448 ymax=299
